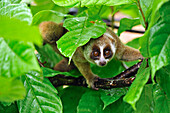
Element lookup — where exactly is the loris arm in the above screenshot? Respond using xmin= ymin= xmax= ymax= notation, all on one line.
xmin=72 ymin=48 xmax=97 ymax=88
xmin=116 ymin=45 xmax=144 ymax=61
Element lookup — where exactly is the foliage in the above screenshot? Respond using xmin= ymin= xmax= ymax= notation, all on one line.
xmin=0 ymin=0 xmax=169 ymax=113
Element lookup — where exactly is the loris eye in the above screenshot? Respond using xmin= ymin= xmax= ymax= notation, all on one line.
xmin=93 ymin=51 xmax=99 ymax=57
xmin=104 ymin=48 xmax=112 ymax=59
xmin=105 ymin=50 xmax=111 ymax=56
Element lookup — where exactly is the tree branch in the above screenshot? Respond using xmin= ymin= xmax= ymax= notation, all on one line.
xmin=48 ymin=60 xmax=152 ymax=89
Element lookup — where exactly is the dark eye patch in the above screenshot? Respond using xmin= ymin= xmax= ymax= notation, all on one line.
xmin=104 ymin=46 xmax=113 ymax=59
xmin=90 ymin=45 xmax=100 ymax=60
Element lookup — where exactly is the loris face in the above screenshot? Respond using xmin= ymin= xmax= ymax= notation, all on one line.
xmin=83 ymin=33 xmax=116 ymax=67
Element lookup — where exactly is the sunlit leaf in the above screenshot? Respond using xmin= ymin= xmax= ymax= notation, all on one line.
xmin=0 ymin=38 xmax=40 ymax=78
xmin=18 ymin=71 xmax=63 ymax=113
xmin=0 ymin=16 xmax=42 ymax=45
xmin=123 ymin=60 xmax=150 ymax=110
xmin=57 ymin=15 xmax=106 ymax=61
xmin=0 ymin=1 xmax=32 ymax=25
xmin=149 ymin=1 xmax=170 ymax=80
xmin=0 ymin=77 xmax=26 ymax=102
xmin=32 ymin=10 xmax=72 ymax=25
xmin=52 ymin=0 xmax=133 ymax=7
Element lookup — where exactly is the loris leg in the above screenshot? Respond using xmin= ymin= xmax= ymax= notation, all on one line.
xmin=120 ymin=46 xmax=144 ymax=61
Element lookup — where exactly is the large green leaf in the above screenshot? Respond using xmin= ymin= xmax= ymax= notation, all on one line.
xmin=58 ymin=86 xmax=87 ymax=113
xmin=139 ymin=0 xmax=168 ymax=57
xmin=52 ymin=0 xmax=133 ymax=7
xmin=149 ymin=1 xmax=170 ymax=80
xmin=153 ymin=84 xmax=170 ymax=113
xmin=91 ymin=59 xmax=124 ymax=78
xmin=0 ymin=77 xmax=26 ymax=102
xmin=0 ymin=1 xmax=42 ymax=45
xmin=123 ymin=60 xmax=150 ymax=110
xmin=0 ymin=16 xmax=42 ymax=45
xmin=32 ymin=10 xmax=72 ymax=25
xmin=57 ymin=15 xmax=106 ymax=61
xmin=77 ymin=90 xmax=105 ymax=113
xmin=134 ymin=84 xmax=154 ymax=113
xmin=100 ymin=88 xmax=127 ymax=109
xmin=118 ymin=18 xmax=140 ymax=36
xmin=0 ymin=38 xmax=40 ymax=78
xmin=156 ymin=65 xmax=170 ymax=98
xmin=104 ymin=97 xmax=133 ymax=113
xmin=0 ymin=1 xmax=32 ymax=25
xmin=18 ymin=71 xmax=62 ymax=113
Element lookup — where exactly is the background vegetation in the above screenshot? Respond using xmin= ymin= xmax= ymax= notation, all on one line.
xmin=0 ymin=0 xmax=169 ymax=113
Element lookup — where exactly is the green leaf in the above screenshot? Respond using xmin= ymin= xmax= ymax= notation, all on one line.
xmin=118 ymin=18 xmax=140 ymax=36
xmin=149 ymin=1 xmax=170 ymax=80
xmin=77 ymin=90 xmax=104 ymax=113
xmin=91 ymin=59 xmax=124 ymax=78
xmin=153 ymin=84 xmax=170 ymax=113
xmin=104 ymin=97 xmax=133 ymax=113
xmin=0 ymin=1 xmax=32 ymax=25
xmin=57 ymin=16 xmax=106 ymax=61
xmin=148 ymin=0 xmax=168 ymax=29
xmin=32 ymin=10 xmax=72 ymax=25
xmin=0 ymin=38 xmax=40 ymax=78
xmin=156 ymin=65 xmax=170 ymax=98
xmin=41 ymin=67 xmax=81 ymax=77
xmin=36 ymin=44 xmax=63 ymax=68
xmin=0 ymin=77 xmax=26 ymax=102
xmin=52 ymin=0 xmax=133 ymax=7
xmin=58 ymin=86 xmax=87 ymax=113
xmin=0 ymin=16 xmax=42 ymax=45
xmin=17 ymin=71 xmax=63 ymax=113
xmin=138 ymin=0 xmax=154 ymax=27
xmin=135 ymin=84 xmax=154 ymax=113
xmin=123 ymin=60 xmax=150 ymax=110
xmin=100 ymin=88 xmax=127 ymax=109
xmin=31 ymin=0 xmax=68 ymax=16
xmin=139 ymin=0 xmax=169 ymax=57
xmin=0 ymin=102 xmax=18 ymax=113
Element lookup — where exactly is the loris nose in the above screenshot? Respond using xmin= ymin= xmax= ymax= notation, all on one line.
xmin=99 ymin=61 xmax=106 ymax=66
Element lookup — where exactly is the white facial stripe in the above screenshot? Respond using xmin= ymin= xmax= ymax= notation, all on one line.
xmin=104 ymin=32 xmax=116 ymax=55
xmin=110 ymin=42 xmax=116 ymax=56
xmin=104 ymin=32 xmax=114 ymax=39
xmin=99 ymin=45 xmax=105 ymax=62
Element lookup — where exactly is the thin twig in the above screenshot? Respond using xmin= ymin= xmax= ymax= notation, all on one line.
xmin=136 ymin=0 xmax=148 ymax=30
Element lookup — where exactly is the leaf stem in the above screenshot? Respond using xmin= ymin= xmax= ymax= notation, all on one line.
xmin=136 ymin=0 xmax=148 ymax=30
